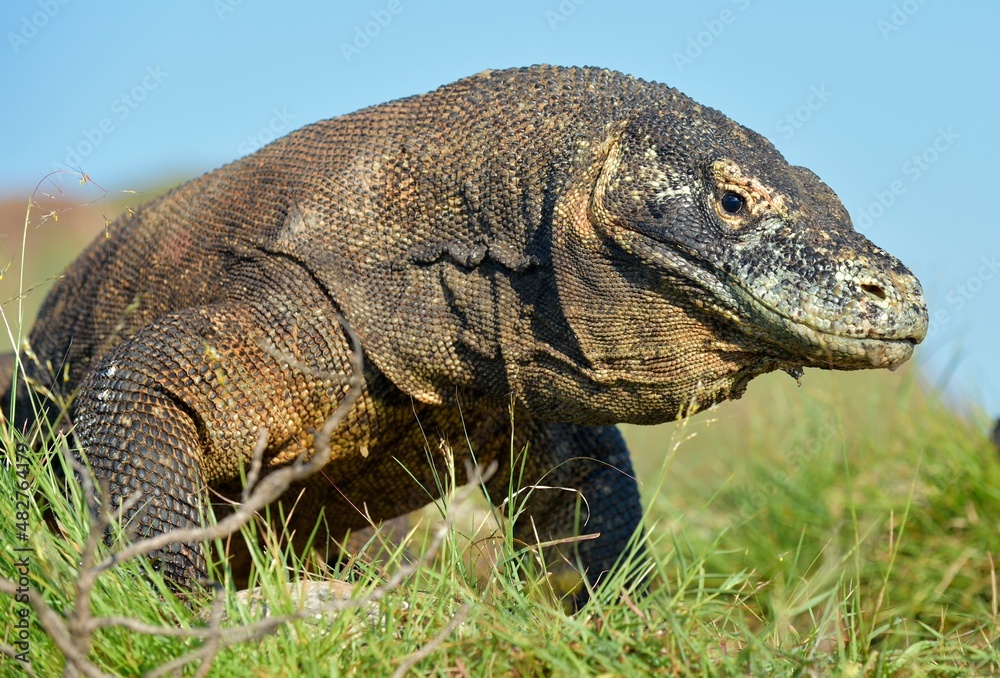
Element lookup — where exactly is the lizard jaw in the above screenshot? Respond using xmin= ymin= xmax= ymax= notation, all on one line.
xmin=642 ymin=244 xmax=926 ymax=373
xmin=772 ymin=323 xmax=918 ymax=371
xmin=728 ymin=281 xmax=924 ymax=372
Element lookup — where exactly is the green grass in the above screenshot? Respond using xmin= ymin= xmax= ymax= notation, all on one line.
xmin=2 ymin=365 xmax=999 ymax=676
xmin=2 ymin=185 xmax=998 ymax=673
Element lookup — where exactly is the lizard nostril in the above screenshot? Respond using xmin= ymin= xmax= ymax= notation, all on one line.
xmin=861 ymin=283 xmax=887 ymax=301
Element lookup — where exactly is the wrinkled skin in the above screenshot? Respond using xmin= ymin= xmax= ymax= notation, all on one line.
xmin=1 ymin=66 xmax=928 ymax=604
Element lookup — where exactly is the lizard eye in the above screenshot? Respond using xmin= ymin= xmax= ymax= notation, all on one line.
xmin=720 ymin=191 xmax=746 ymax=214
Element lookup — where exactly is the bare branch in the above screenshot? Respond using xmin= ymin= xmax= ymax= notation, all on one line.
xmin=0 ymin=642 xmax=36 ymax=677
xmin=391 ymin=602 xmax=472 ymax=678
xmin=67 ymin=452 xmax=108 ymax=658
xmin=0 ymin=457 xmax=491 ymax=676
xmin=95 ymin=461 xmax=496 ymax=676
xmin=241 ymin=427 xmax=268 ymax=503
xmin=0 ymin=578 xmax=111 ymax=678
xmin=0 ymin=313 xmax=500 ymax=677
xmin=143 ymin=584 xmax=227 ymax=678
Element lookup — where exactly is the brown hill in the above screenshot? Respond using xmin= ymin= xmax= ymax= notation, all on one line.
xmin=0 ymin=180 xmax=172 ymax=353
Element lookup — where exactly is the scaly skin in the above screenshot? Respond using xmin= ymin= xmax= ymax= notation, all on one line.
xmin=1 ymin=65 xmax=928 ymax=603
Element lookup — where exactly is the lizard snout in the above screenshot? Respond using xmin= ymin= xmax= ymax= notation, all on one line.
xmin=848 ymin=262 xmax=928 ymax=371
xmin=853 ymin=265 xmax=928 ymax=345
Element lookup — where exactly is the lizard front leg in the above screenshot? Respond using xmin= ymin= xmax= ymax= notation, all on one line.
xmin=71 ymin=258 xmax=365 ymax=587
xmin=74 ymin=348 xmax=209 ymax=586
xmin=488 ymin=421 xmax=645 ymax=608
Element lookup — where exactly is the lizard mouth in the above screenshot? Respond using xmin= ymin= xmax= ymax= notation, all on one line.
xmin=760 ymin=319 xmax=918 ymax=371
xmin=727 ymin=279 xmax=922 ymax=372
xmin=637 ymin=238 xmax=926 ymax=373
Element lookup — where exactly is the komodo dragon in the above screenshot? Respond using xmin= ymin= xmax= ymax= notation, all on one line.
xmin=1 ymin=65 xmax=928 ymax=603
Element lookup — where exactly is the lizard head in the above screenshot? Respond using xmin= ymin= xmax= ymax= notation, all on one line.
xmin=537 ymin=90 xmax=928 ymax=424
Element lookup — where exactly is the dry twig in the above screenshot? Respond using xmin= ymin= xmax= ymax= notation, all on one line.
xmin=0 ymin=315 xmax=490 ymax=675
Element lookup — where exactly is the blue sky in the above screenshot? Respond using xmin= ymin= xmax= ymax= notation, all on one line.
xmin=2 ymin=1 xmax=997 ymax=419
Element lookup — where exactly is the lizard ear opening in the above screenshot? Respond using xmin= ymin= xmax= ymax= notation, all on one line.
xmin=587 ymin=123 xmax=629 ymax=232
